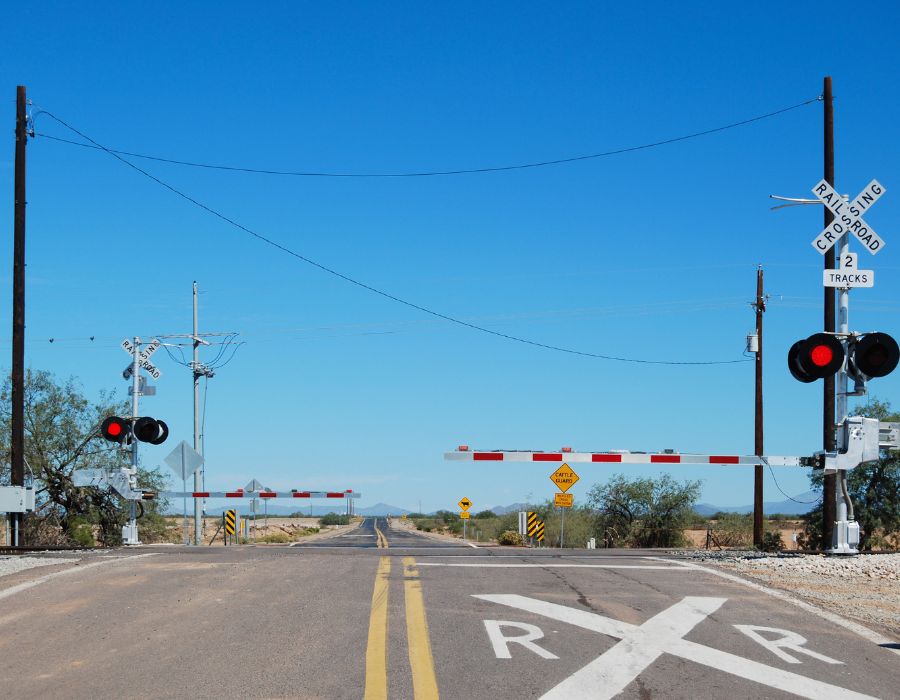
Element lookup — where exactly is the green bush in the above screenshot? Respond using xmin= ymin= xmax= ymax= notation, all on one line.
xmin=497 ymin=530 xmax=523 ymax=546
xmin=68 ymin=516 xmax=96 ymax=548
xmin=319 ymin=513 xmax=350 ymax=526
xmin=707 ymin=513 xmax=753 ymax=548
xmin=415 ymin=518 xmax=439 ymax=532
xmin=258 ymin=532 xmax=291 ymax=544
xmin=759 ymin=531 xmax=785 ymax=553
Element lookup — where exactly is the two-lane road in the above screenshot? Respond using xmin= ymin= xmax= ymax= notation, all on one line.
xmin=0 ymin=523 xmax=896 ymax=699
xmin=294 ymin=517 xmax=470 ymax=550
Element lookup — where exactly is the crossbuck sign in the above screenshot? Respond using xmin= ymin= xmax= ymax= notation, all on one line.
xmin=811 ymin=179 xmax=885 ymax=254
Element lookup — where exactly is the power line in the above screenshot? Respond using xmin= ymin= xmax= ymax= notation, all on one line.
xmin=34 ymin=96 xmax=820 ymax=178
xmin=37 ymin=108 xmax=751 ymax=366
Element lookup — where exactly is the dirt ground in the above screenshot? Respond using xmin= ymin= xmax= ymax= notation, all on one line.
xmin=683 ymin=525 xmax=806 ymax=550
xmin=161 ymin=516 xmax=354 ymax=545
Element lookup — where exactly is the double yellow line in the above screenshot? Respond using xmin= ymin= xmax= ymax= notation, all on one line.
xmin=374 ymin=520 xmax=389 ymax=549
xmin=365 ymin=556 xmax=439 ymax=699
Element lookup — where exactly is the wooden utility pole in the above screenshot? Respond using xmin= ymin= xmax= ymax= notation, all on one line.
xmin=822 ymin=77 xmax=836 ymax=549
xmin=753 ymin=266 xmax=765 ymax=546
xmin=10 ymin=85 xmax=27 ymax=546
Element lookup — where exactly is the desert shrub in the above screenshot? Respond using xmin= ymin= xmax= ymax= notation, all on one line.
xmin=416 ymin=518 xmax=439 ymax=532
xmin=708 ymin=513 xmax=753 ymax=548
xmin=497 ymin=530 xmax=523 ymax=546
xmin=67 ymin=516 xmax=96 ymax=548
xmin=258 ymin=532 xmax=291 ymax=544
xmin=319 ymin=513 xmax=350 ymax=526
xmin=759 ymin=531 xmax=785 ymax=552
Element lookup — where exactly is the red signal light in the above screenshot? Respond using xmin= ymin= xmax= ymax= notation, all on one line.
xmin=809 ymin=344 xmax=833 ymax=367
xmin=787 ymin=333 xmax=844 ymax=382
xmin=100 ymin=416 xmax=130 ymax=443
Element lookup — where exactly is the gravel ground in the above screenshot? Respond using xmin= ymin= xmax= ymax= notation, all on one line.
xmin=673 ymin=550 xmax=900 ymax=637
xmin=0 ymin=555 xmax=81 ymax=578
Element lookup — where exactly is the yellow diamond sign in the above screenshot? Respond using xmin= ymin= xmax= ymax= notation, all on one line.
xmin=550 ymin=463 xmax=579 ymax=493
xmin=458 ymin=497 xmax=472 ymax=511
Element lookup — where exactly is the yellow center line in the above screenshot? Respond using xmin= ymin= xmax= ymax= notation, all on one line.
xmin=373 ymin=519 xmax=389 ymax=548
xmin=404 ymin=557 xmax=440 ymax=699
xmin=365 ymin=556 xmax=391 ymax=700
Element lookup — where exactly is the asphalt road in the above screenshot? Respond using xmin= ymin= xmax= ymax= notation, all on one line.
xmin=292 ymin=516 xmax=467 ymax=549
xmin=0 ymin=518 xmax=896 ymax=699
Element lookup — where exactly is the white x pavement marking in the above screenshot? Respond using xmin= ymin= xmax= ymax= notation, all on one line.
xmin=474 ymin=594 xmax=877 ymax=700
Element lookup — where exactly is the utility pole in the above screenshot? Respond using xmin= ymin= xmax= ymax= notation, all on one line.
xmin=124 ymin=337 xmax=142 ymax=545
xmin=822 ymin=76 xmax=836 ymax=548
xmin=10 ymin=86 xmax=28 ymax=547
xmin=192 ymin=281 xmax=214 ymax=545
xmin=753 ymin=266 xmax=765 ymax=546
xmin=159 ymin=285 xmax=234 ymax=545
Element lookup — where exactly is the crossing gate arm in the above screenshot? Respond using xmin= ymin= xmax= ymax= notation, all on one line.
xmin=444 ymin=449 xmax=805 ymax=467
xmin=151 ymin=490 xmax=362 ymax=500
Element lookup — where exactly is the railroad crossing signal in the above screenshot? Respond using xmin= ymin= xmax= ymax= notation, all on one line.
xmin=811 ymin=179 xmax=885 ymax=254
xmin=848 ymin=333 xmax=900 ymax=383
xmin=788 ymin=332 xmax=899 ymax=386
xmin=458 ymin=497 xmax=472 ymax=511
xmin=823 ymin=252 xmax=874 ymax=289
xmin=133 ymin=417 xmax=169 ymax=444
xmin=100 ymin=416 xmax=130 ymax=443
xmin=99 ymin=416 xmax=169 ymax=445
xmin=787 ymin=333 xmax=844 ymax=382
xmin=550 ymin=463 xmax=579 ymax=493
xmin=122 ymin=337 xmax=163 ymax=380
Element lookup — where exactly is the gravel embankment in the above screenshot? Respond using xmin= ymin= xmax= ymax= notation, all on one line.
xmin=674 ymin=551 xmax=900 ymax=636
xmin=0 ymin=555 xmax=81 ymax=578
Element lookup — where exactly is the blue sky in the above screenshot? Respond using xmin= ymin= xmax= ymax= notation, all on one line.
xmin=2 ymin=2 xmax=900 ymax=513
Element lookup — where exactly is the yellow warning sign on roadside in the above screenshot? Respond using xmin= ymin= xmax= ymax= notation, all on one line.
xmin=554 ymin=492 xmax=574 ymax=508
xmin=550 ymin=463 xmax=580 ymax=493
xmin=224 ymin=509 xmax=236 ymax=535
xmin=458 ymin=497 xmax=472 ymax=511
xmin=460 ymin=511 xmax=470 ymax=519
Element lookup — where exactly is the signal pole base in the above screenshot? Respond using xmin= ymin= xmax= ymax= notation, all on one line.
xmin=825 ymin=520 xmax=859 ymax=556
xmin=121 ymin=523 xmax=141 ymax=546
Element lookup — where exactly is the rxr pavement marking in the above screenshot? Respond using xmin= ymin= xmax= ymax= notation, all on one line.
xmin=474 ymin=594 xmax=875 ymax=700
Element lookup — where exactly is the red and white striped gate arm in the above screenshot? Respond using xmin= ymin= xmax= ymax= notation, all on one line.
xmin=445 ymin=446 xmax=804 ymax=467
xmin=155 ymin=490 xmax=361 ymax=499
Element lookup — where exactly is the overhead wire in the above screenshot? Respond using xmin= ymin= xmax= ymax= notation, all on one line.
xmin=34 ymin=106 xmax=804 ymax=365
xmin=33 ymin=96 xmax=820 ymax=177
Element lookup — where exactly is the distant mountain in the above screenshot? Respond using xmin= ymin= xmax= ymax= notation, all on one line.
xmin=487 ymin=503 xmax=530 ymax=516
xmin=693 ymin=490 xmax=822 ymax=517
xmin=356 ymin=503 xmax=411 ymax=516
